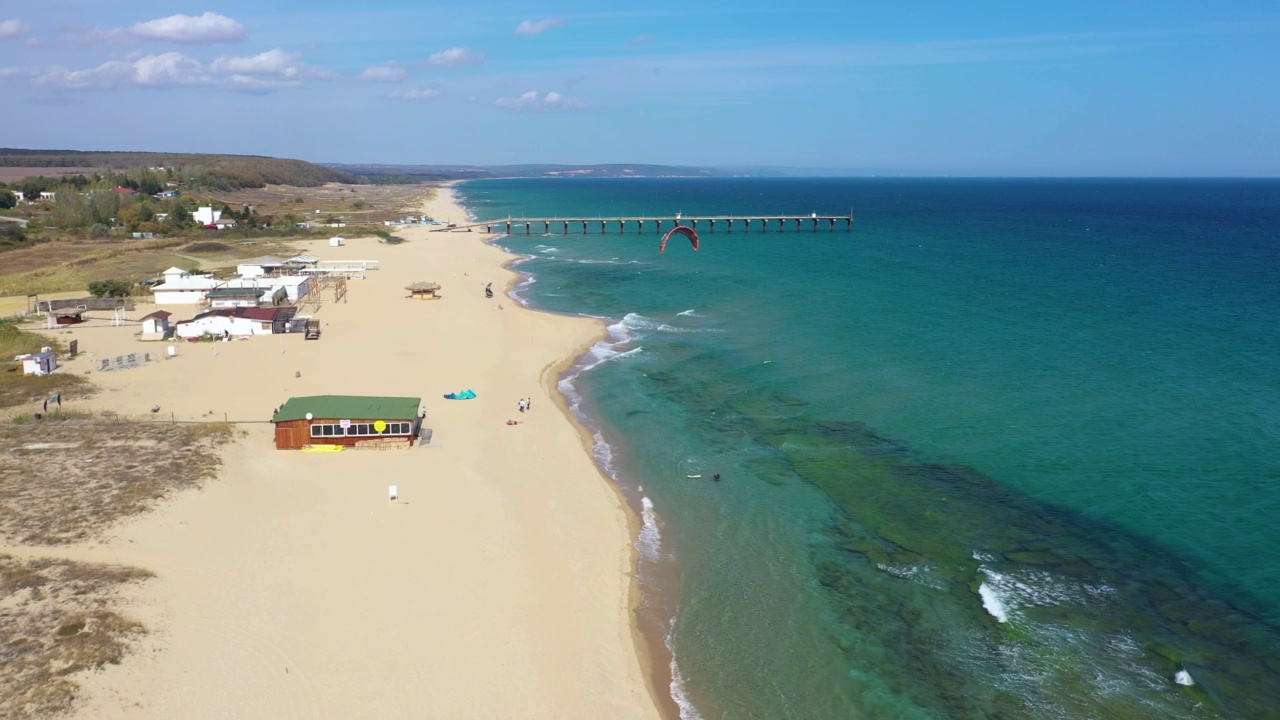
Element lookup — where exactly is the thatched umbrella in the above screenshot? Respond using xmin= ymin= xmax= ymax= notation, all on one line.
xmin=405 ymin=281 xmax=442 ymax=299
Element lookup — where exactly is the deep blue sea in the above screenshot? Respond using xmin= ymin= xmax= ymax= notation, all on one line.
xmin=454 ymin=178 xmax=1280 ymax=719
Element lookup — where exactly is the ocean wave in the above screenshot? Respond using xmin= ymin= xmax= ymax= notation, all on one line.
xmin=591 ymin=429 xmax=618 ymax=480
xmin=576 ymin=258 xmax=640 ymax=265
xmin=656 ymin=323 xmax=722 ymax=334
xmin=638 ymin=496 xmax=662 ymax=558
xmin=876 ymin=562 xmax=946 ymax=590
xmin=621 ymin=312 xmax=659 ymax=331
xmin=676 ymin=308 xmax=699 ymax=317
xmin=556 ymin=316 xmax=643 ymax=425
xmin=666 ymin=622 xmax=705 ymax=720
xmin=976 ymin=566 xmax=1116 ymax=623
xmin=979 ymin=582 xmax=1010 ymax=623
xmin=538 ymin=246 xmax=561 ymax=254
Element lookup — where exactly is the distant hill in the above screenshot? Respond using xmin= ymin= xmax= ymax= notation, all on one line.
xmin=0 ymin=149 xmax=357 ymax=189
xmin=328 ymin=163 xmax=732 ymax=181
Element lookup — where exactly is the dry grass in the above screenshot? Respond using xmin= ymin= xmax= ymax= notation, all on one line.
xmin=0 ymin=554 xmax=152 ymax=719
xmin=0 ymin=323 xmax=94 ymax=410
xmin=0 ymin=237 xmax=301 ymax=296
xmin=208 ymin=182 xmax=435 ymax=224
xmin=0 ymin=373 xmax=92 ymax=414
xmin=0 ymin=182 xmax=432 ymax=296
xmin=0 ymin=418 xmax=234 ymax=545
xmin=0 ymin=167 xmax=89 ymax=182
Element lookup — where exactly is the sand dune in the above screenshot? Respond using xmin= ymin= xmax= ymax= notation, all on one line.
xmin=13 ymin=186 xmax=661 ymax=719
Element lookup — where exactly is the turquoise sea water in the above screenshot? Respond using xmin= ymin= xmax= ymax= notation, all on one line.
xmin=455 ymin=178 xmax=1280 ymax=719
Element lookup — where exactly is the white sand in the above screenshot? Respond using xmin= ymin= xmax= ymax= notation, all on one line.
xmin=15 ymin=186 xmax=662 ymax=719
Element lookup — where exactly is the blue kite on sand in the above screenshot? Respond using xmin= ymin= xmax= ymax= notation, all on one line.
xmin=443 ymin=389 xmax=477 ymax=400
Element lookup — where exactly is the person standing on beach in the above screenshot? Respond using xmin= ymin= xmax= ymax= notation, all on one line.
xmin=526 ymin=397 xmax=532 ymax=411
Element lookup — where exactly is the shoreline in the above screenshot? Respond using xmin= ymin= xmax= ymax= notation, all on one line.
xmin=472 ymin=178 xmax=683 ymax=720
xmin=5 ymin=182 xmax=666 ymax=719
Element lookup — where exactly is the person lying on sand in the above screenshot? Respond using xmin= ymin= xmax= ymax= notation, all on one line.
xmin=506 ymin=420 xmax=523 ymax=425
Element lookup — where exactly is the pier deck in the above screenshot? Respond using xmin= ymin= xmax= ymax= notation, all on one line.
xmin=433 ymin=215 xmax=854 ymax=234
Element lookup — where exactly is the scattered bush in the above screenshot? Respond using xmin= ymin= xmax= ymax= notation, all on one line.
xmin=87 ymin=279 xmax=132 ymax=298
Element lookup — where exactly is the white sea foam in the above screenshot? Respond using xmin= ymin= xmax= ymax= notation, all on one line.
xmin=638 ymin=496 xmax=661 ymax=558
xmin=676 ymin=308 xmax=698 ymax=317
xmin=876 ymin=563 xmax=946 ymax=590
xmin=976 ymin=565 xmax=1115 ymax=628
xmin=979 ymin=582 xmax=1010 ymax=623
xmin=537 ymin=246 xmax=561 ymax=254
xmin=621 ymin=312 xmax=659 ymax=331
xmin=666 ymin=624 xmax=705 ymax=720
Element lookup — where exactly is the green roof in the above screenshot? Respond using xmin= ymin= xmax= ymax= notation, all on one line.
xmin=273 ymin=395 xmax=421 ymax=423
xmin=207 ymin=287 xmax=265 ymax=298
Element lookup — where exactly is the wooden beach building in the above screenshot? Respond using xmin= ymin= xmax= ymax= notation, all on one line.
xmin=54 ymin=309 xmax=86 ymax=325
xmin=271 ymin=395 xmax=423 ymax=450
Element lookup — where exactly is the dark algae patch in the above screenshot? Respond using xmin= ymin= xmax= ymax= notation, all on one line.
xmin=647 ymin=362 xmax=1280 ymax=719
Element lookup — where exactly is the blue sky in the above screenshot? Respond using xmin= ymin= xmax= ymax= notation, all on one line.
xmin=2 ymin=0 xmax=1277 ymax=175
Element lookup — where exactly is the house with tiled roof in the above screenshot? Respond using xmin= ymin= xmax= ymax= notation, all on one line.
xmin=173 ymin=307 xmax=285 ymax=339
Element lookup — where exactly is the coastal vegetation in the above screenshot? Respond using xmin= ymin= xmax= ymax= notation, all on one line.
xmin=0 ymin=554 xmax=151 ymax=719
xmin=0 ymin=149 xmax=357 ymax=190
xmin=0 ymin=322 xmax=91 ymax=409
xmin=0 ymin=416 xmax=234 ymax=718
xmin=0 ymin=153 xmax=434 ymax=295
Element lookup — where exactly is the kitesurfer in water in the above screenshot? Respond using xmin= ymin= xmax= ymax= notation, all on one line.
xmin=712 ymin=473 xmax=721 ymax=482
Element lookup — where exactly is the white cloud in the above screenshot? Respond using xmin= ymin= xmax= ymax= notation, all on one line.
xmin=210 ymin=49 xmax=333 ymax=80
xmin=495 ymin=90 xmax=585 ymax=111
xmin=358 ymin=64 xmax=406 ymax=82
xmin=515 ymin=18 xmax=564 ymax=36
xmin=0 ymin=65 xmax=38 ymax=80
xmin=131 ymin=52 xmax=210 ymax=86
xmin=16 ymin=47 xmax=332 ymax=93
xmin=224 ymin=75 xmax=299 ymax=94
xmin=391 ymin=87 xmax=440 ymax=101
xmin=426 ymin=46 xmax=484 ymax=68
xmin=0 ymin=19 xmax=30 ymax=40
xmin=33 ymin=54 xmax=204 ymax=91
xmin=129 ymin=12 xmax=246 ymax=44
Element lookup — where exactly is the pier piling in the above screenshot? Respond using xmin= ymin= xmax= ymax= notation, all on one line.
xmin=435 ymin=214 xmax=854 ymax=235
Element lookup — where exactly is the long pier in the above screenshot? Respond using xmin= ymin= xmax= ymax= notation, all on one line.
xmin=433 ymin=214 xmax=854 ymax=235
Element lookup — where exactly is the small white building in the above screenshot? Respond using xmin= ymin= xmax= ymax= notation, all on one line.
xmin=174 ymin=307 xmax=281 ymax=339
xmin=16 ymin=347 xmax=57 ymax=375
xmin=152 ymin=267 xmax=222 ymax=305
xmin=223 ymin=275 xmax=311 ymax=304
xmin=236 ymin=255 xmax=288 ymax=279
xmin=192 ymin=206 xmax=223 ymax=227
xmin=329 ymin=236 xmax=344 ymax=247
xmin=205 ymin=286 xmax=267 ymax=308
xmin=140 ymin=310 xmax=172 ymax=337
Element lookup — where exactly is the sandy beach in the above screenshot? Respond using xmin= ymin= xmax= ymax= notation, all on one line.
xmin=5 ymin=185 xmax=663 ymax=719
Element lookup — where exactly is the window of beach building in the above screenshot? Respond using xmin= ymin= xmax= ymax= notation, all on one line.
xmin=310 ymin=422 xmax=411 ymax=438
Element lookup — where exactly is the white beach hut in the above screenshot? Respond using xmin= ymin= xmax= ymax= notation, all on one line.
xmin=140 ymin=310 xmax=172 ymax=339
xmin=16 ymin=347 xmax=57 ymax=375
